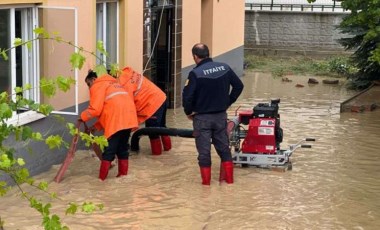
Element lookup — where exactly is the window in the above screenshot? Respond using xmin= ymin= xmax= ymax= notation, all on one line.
xmin=0 ymin=6 xmax=43 ymax=125
xmin=0 ymin=7 xmax=37 ymax=102
xmin=1 ymin=5 xmax=78 ymax=125
xmin=96 ymin=1 xmax=118 ymax=69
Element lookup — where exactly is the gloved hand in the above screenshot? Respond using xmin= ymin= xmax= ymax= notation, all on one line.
xmin=88 ymin=125 xmax=97 ymax=134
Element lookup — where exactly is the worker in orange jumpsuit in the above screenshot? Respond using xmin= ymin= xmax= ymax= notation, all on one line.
xmin=81 ymin=70 xmax=138 ymax=180
xmin=117 ymin=66 xmax=172 ymax=155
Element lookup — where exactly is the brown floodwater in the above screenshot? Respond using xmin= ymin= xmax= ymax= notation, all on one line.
xmin=1 ymin=72 xmax=380 ymax=230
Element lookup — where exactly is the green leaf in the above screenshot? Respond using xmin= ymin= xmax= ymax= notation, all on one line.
xmin=52 ymin=31 xmax=63 ymax=42
xmin=52 ymin=114 xmax=65 ymax=123
xmin=56 ymin=76 xmax=76 ymax=92
xmin=45 ymin=135 xmax=63 ymax=149
xmin=109 ymin=63 xmax=119 ymax=77
xmin=0 ymin=103 xmax=13 ymax=119
xmin=30 ymin=197 xmax=42 ymax=212
xmin=67 ymin=122 xmax=78 ymax=136
xmin=69 ymin=52 xmax=86 ymax=70
xmin=33 ymin=27 xmax=46 ymax=35
xmin=22 ymin=126 xmax=33 ymax=141
xmin=79 ymin=132 xmax=93 ymax=148
xmin=43 ymin=203 xmax=52 ymax=216
xmin=26 ymin=41 xmax=32 ymax=50
xmin=40 ymin=78 xmax=56 ymax=97
xmin=42 ymin=214 xmax=64 ymax=230
xmin=14 ymin=86 xmax=23 ymax=94
xmin=96 ymin=40 xmax=108 ymax=57
xmin=55 ymin=36 xmax=63 ymax=43
xmin=14 ymin=127 xmax=21 ymax=141
xmin=97 ymin=203 xmax=104 ymax=211
xmin=0 ymin=181 xmax=9 ymax=196
xmin=33 ymin=27 xmax=49 ymax=38
xmin=23 ymin=83 xmax=32 ymax=91
xmin=0 ymin=49 xmax=8 ymax=61
xmin=369 ymin=46 xmax=380 ymax=63
xmin=94 ymin=65 xmax=107 ymax=77
xmin=38 ymin=104 xmax=53 ymax=116
xmin=13 ymin=38 xmax=23 ymax=47
xmin=0 ymin=154 xmax=12 ymax=169
xmin=32 ymin=132 xmax=43 ymax=141
xmin=13 ymin=168 xmax=30 ymax=184
xmin=52 ymin=31 xmax=60 ymax=36
xmin=50 ymin=192 xmax=58 ymax=199
xmin=38 ymin=181 xmax=49 ymax=191
xmin=66 ymin=203 xmax=78 ymax=215
xmin=81 ymin=202 xmax=96 ymax=213
xmin=17 ymin=158 xmax=25 ymax=166
xmin=94 ymin=135 xmax=108 ymax=152
xmin=0 ymin=92 xmax=8 ymax=103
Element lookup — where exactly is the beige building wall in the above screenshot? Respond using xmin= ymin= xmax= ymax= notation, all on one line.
xmin=119 ymin=0 xmax=143 ymax=72
xmin=182 ymin=0 xmax=244 ymax=67
xmin=211 ymin=0 xmax=245 ymax=57
xmin=1 ymin=0 xmax=43 ymax=4
xmin=41 ymin=0 xmax=96 ymax=106
xmin=201 ymin=0 xmax=213 ymax=53
xmin=181 ymin=0 xmax=202 ymax=68
xmin=5 ymin=0 xmax=244 ymax=110
xmin=38 ymin=8 xmax=77 ymax=110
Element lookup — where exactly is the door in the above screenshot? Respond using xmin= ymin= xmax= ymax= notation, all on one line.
xmin=150 ymin=5 xmax=174 ymax=107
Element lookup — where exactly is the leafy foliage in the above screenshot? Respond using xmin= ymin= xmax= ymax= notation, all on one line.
xmin=308 ymin=0 xmax=380 ymax=89
xmin=70 ymin=52 xmax=86 ymax=70
xmin=337 ymin=0 xmax=380 ymax=89
xmin=0 ymin=28 xmax=108 ymax=229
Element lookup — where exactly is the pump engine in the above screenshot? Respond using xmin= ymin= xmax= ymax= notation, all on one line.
xmin=228 ymin=99 xmax=314 ymax=169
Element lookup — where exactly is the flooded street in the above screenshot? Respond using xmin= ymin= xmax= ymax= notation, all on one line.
xmin=1 ymin=72 xmax=380 ymax=230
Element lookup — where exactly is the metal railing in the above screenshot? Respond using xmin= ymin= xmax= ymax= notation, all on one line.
xmin=245 ymin=0 xmax=346 ymax=12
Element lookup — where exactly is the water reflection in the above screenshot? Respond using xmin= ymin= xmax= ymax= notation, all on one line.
xmin=1 ymin=72 xmax=380 ymax=229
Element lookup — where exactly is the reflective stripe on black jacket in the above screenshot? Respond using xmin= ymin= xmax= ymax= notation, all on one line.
xmin=182 ymin=58 xmax=244 ymax=115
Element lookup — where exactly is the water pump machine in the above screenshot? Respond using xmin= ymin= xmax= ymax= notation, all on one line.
xmin=228 ymin=99 xmax=315 ymax=170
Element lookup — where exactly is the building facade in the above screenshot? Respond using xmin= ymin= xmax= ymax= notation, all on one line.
xmin=0 ymin=0 xmax=244 ymax=178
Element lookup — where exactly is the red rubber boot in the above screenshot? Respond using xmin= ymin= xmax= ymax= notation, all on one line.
xmin=161 ymin=135 xmax=172 ymax=151
xmin=99 ymin=160 xmax=112 ymax=181
xmin=219 ymin=162 xmax=225 ymax=182
xmin=220 ymin=161 xmax=234 ymax=184
xmin=116 ymin=159 xmax=129 ymax=177
xmin=150 ymin=138 xmax=162 ymax=155
xmin=200 ymin=167 xmax=211 ymax=185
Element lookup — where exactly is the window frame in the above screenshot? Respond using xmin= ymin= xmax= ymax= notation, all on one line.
xmin=37 ymin=5 xmax=79 ymax=116
xmin=1 ymin=5 xmax=42 ymax=126
xmin=4 ymin=5 xmax=79 ymax=126
xmin=96 ymin=0 xmax=119 ymax=68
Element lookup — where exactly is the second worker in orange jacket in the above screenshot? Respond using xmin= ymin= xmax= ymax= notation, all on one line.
xmin=118 ymin=66 xmax=172 ymax=155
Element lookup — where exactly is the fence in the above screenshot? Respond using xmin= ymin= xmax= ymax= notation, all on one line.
xmin=245 ymin=0 xmax=345 ymax=12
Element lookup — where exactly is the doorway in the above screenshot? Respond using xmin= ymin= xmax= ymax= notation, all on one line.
xmin=150 ymin=4 xmax=174 ymax=107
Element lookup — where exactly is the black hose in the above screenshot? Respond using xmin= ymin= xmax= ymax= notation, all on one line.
xmin=130 ymin=127 xmax=194 ymax=152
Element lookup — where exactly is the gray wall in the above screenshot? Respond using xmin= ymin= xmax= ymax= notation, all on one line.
xmin=245 ymin=11 xmax=350 ymax=56
xmin=1 ymin=102 xmax=92 ymax=184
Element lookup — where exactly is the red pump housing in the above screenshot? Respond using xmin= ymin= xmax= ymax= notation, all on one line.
xmin=241 ymin=117 xmax=277 ymax=154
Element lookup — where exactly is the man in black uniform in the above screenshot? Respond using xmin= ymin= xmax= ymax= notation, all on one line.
xmin=182 ymin=43 xmax=244 ymax=185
